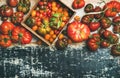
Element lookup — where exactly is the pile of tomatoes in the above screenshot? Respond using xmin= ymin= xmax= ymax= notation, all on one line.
xmin=25 ymin=0 xmax=72 ymax=44
xmin=66 ymin=0 xmax=120 ymax=55
xmin=0 ymin=0 xmax=32 ymax=48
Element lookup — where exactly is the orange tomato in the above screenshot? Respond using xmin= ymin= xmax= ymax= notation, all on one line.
xmin=31 ymin=10 xmax=36 ymax=17
xmin=62 ymin=16 xmax=68 ymax=22
xmin=49 ymin=38 xmax=54 ymax=43
xmin=52 ymin=2 xmax=57 ymax=7
xmin=60 ymin=22 xmax=65 ymax=28
xmin=50 ymin=30 xmax=54 ymax=35
xmin=32 ymin=25 xmax=38 ymax=31
xmin=58 ymin=33 xmax=64 ymax=40
xmin=52 ymin=6 xmax=58 ymax=12
xmin=45 ymin=34 xmax=50 ymax=40
xmin=52 ymin=34 xmax=57 ymax=39
xmin=63 ymin=11 xmax=69 ymax=17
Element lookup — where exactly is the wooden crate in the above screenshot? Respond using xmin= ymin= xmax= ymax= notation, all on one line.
xmin=21 ymin=0 xmax=76 ymax=46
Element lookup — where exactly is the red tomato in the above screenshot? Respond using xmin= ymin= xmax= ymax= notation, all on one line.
xmin=72 ymin=0 xmax=85 ymax=9
xmin=104 ymin=1 xmax=120 ymax=17
xmin=8 ymin=0 xmax=18 ymax=7
xmin=89 ymin=22 xmax=100 ymax=31
xmin=0 ymin=21 xmax=15 ymax=35
xmin=100 ymin=40 xmax=110 ymax=48
xmin=11 ymin=26 xmax=32 ymax=44
xmin=67 ymin=21 xmax=90 ymax=42
xmin=91 ymin=33 xmax=100 ymax=42
xmin=103 ymin=30 xmax=112 ymax=39
xmin=0 ymin=5 xmax=13 ymax=17
xmin=0 ymin=34 xmax=12 ymax=48
xmin=87 ymin=38 xmax=99 ymax=51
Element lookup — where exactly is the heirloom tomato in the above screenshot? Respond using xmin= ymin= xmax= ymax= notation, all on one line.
xmin=104 ymin=1 xmax=120 ymax=17
xmin=0 ymin=35 xmax=12 ymax=48
xmin=11 ymin=26 xmax=32 ymax=44
xmin=111 ymin=44 xmax=120 ymax=56
xmin=72 ymin=0 xmax=85 ymax=9
xmin=7 ymin=0 xmax=18 ymax=7
xmin=67 ymin=21 xmax=90 ymax=42
xmin=87 ymin=38 xmax=99 ymax=51
xmin=0 ymin=5 xmax=13 ymax=17
xmin=0 ymin=21 xmax=15 ymax=35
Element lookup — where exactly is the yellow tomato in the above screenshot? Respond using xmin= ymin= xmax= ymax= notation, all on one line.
xmin=31 ymin=10 xmax=36 ymax=17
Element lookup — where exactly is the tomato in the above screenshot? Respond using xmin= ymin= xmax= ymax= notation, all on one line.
xmin=0 ymin=5 xmax=13 ymax=17
xmin=111 ymin=44 xmax=120 ymax=56
xmin=103 ymin=30 xmax=112 ymax=39
xmin=104 ymin=1 xmax=120 ymax=17
xmin=72 ymin=0 xmax=85 ymax=9
xmin=94 ymin=6 xmax=102 ymax=19
xmin=37 ymin=26 xmax=51 ymax=36
xmin=113 ymin=26 xmax=120 ymax=33
xmin=100 ymin=17 xmax=112 ymax=29
xmin=109 ymin=34 xmax=119 ymax=44
xmin=11 ymin=12 xmax=24 ymax=24
xmin=81 ymin=14 xmax=94 ymax=25
xmin=113 ymin=16 xmax=120 ymax=26
xmin=91 ymin=33 xmax=100 ymax=42
xmin=11 ymin=26 xmax=32 ymax=44
xmin=55 ymin=38 xmax=68 ymax=50
xmin=67 ymin=21 xmax=90 ymax=42
xmin=100 ymin=40 xmax=110 ymax=48
xmin=0 ymin=21 xmax=15 ymax=35
xmin=7 ymin=0 xmax=18 ymax=7
xmin=0 ymin=35 xmax=12 ymax=48
xmin=87 ymin=38 xmax=99 ymax=51
xmin=17 ymin=0 xmax=31 ymax=14
xmin=84 ymin=3 xmax=94 ymax=13
xmin=89 ymin=22 xmax=100 ymax=31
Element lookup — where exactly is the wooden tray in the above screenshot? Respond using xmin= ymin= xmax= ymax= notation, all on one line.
xmin=21 ymin=0 xmax=76 ymax=46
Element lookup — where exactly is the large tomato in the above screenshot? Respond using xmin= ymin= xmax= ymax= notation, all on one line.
xmin=72 ymin=0 xmax=85 ymax=9
xmin=11 ymin=26 xmax=32 ymax=44
xmin=0 ymin=34 xmax=12 ymax=48
xmin=67 ymin=21 xmax=90 ymax=42
xmin=0 ymin=21 xmax=15 ymax=35
xmin=104 ymin=1 xmax=120 ymax=17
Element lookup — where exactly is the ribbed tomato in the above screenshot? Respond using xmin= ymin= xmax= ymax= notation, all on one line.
xmin=67 ymin=21 xmax=90 ymax=42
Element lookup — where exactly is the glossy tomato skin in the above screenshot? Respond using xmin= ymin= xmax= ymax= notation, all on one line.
xmin=87 ymin=38 xmax=99 ymax=51
xmin=103 ymin=30 xmax=112 ymax=39
xmin=113 ymin=16 xmax=120 ymax=26
xmin=81 ymin=14 xmax=94 ymax=25
xmin=89 ymin=22 xmax=100 ymax=31
xmin=67 ymin=21 xmax=90 ymax=42
xmin=84 ymin=3 xmax=94 ymax=13
xmin=92 ymin=33 xmax=100 ymax=42
xmin=72 ymin=0 xmax=85 ymax=9
xmin=111 ymin=44 xmax=120 ymax=56
xmin=0 ymin=5 xmax=13 ymax=17
xmin=8 ymin=0 xmax=18 ymax=7
xmin=100 ymin=17 xmax=112 ymax=29
xmin=100 ymin=40 xmax=110 ymax=48
xmin=0 ymin=21 xmax=15 ymax=35
xmin=11 ymin=12 xmax=24 ymax=24
xmin=104 ymin=1 xmax=120 ymax=17
xmin=11 ymin=26 xmax=32 ymax=44
xmin=0 ymin=35 xmax=12 ymax=48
